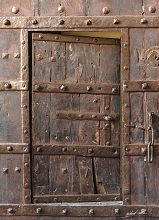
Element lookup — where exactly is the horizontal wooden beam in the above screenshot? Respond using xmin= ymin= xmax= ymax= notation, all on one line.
xmin=33 ymin=83 xmax=119 ymax=95
xmin=33 ymin=144 xmax=120 ymax=157
xmin=0 ymin=16 xmax=159 ymax=29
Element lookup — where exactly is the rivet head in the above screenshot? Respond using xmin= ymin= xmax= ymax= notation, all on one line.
xmin=112 ymin=87 xmax=118 ymax=93
xmin=22 ymin=65 xmax=26 ymax=70
xmin=89 ymin=209 xmax=94 ymax=215
xmin=62 ymin=147 xmax=67 ymax=152
xmin=87 ymin=86 xmax=92 ymax=91
xmin=58 ymin=5 xmax=65 ymax=13
xmin=7 ymin=208 xmax=13 ymax=214
xmin=86 ymin=20 xmax=92 ymax=25
xmin=115 ymin=209 xmax=120 ymax=214
xmin=37 ymin=208 xmax=42 ymax=214
xmin=4 ymin=83 xmax=11 ymax=89
xmin=3 ymin=168 xmax=8 ymax=173
xmin=21 ymin=40 xmax=25 ymax=44
xmin=24 ymin=130 xmax=28 ymax=134
xmin=7 ymin=146 xmax=13 ymax=152
xmin=141 ymin=147 xmax=147 ymax=153
xmin=149 ymin=6 xmax=156 ymax=13
xmin=37 ymin=147 xmax=42 ymax=152
xmin=62 ymin=209 xmax=68 ymax=214
xmin=105 ymin=115 xmax=112 ymax=121
xmin=124 ymin=66 xmax=128 ymax=70
xmin=55 ymin=36 xmax=59 ymax=40
xmin=38 ymin=34 xmax=43 ymax=39
xmin=115 ymin=196 xmax=119 ymax=201
xmin=113 ymin=18 xmax=120 ymax=24
xmin=14 ymin=53 xmax=20 ymax=58
xmin=35 ymin=84 xmax=41 ymax=90
xmin=62 ymin=168 xmax=67 ymax=174
xmin=3 ymin=19 xmax=11 ymax=25
xmin=24 ymin=183 xmax=29 ymax=188
xmin=15 ymin=167 xmax=21 ymax=173
xmin=24 ymin=163 xmax=29 ymax=167
xmin=123 ymin=42 xmax=128 ymax=47
xmin=60 ymin=85 xmax=67 ymax=91
xmin=79 ymin=114 xmax=84 ymax=118
xmin=142 ymin=83 xmax=148 ymax=89
xmin=11 ymin=6 xmax=19 ymax=14
xmin=2 ymin=53 xmax=9 ymax=59
xmin=25 ymin=195 xmax=29 ymax=199
xmin=23 ymin=105 xmax=27 ymax=108
xmin=92 ymin=114 xmax=97 ymax=118
xmin=106 ymin=142 xmax=110 ymax=145
xmin=88 ymin=148 xmax=93 ymax=154
xmin=102 ymin=7 xmax=110 ymax=15
xmin=59 ymin=19 xmax=65 ymax=25
xmin=32 ymin=19 xmax=38 ymax=25
xmin=140 ymin=18 xmax=148 ymax=24
xmin=76 ymin=38 xmax=80 ymax=41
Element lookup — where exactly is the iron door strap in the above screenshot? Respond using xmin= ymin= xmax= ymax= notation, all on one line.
xmin=148 ymin=112 xmax=154 ymax=163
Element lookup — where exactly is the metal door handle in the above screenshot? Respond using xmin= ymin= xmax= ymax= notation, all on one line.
xmin=147 ymin=112 xmax=154 ymax=163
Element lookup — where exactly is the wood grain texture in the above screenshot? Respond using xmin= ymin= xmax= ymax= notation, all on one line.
xmin=0 ymin=30 xmax=21 ymax=81
xmin=0 ymin=155 xmax=23 ymax=203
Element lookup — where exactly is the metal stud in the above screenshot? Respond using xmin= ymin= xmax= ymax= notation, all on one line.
xmin=2 ymin=53 xmax=9 ymax=59
xmin=142 ymin=83 xmax=148 ymax=89
xmin=113 ymin=18 xmax=120 ymax=24
xmin=37 ymin=147 xmax=42 ymax=152
xmin=102 ymin=7 xmax=110 ymax=15
xmin=112 ymin=87 xmax=118 ymax=93
xmin=21 ymin=40 xmax=25 ymax=44
xmin=37 ymin=208 xmax=42 ymax=214
xmin=4 ymin=83 xmax=11 ymax=89
xmin=87 ymin=86 xmax=92 ymax=91
xmin=49 ymin=57 xmax=56 ymax=62
xmin=124 ymin=66 xmax=128 ymax=70
xmin=14 ymin=53 xmax=20 ymax=58
xmin=92 ymin=114 xmax=97 ymax=118
xmin=25 ymin=195 xmax=29 ymax=199
xmin=123 ymin=42 xmax=128 ymax=47
xmin=58 ymin=5 xmax=65 ymax=13
xmin=38 ymin=34 xmax=43 ymax=39
xmin=79 ymin=114 xmax=84 ymax=118
xmin=24 ymin=163 xmax=29 ymax=167
xmin=55 ymin=36 xmax=59 ymax=40
xmin=140 ymin=18 xmax=148 ymax=24
xmin=3 ymin=168 xmax=8 ymax=173
xmin=62 ymin=209 xmax=68 ymax=214
xmin=149 ymin=6 xmax=156 ymax=13
xmin=89 ymin=209 xmax=94 ymax=215
xmin=93 ymin=99 xmax=98 ymax=103
xmin=88 ymin=148 xmax=93 ymax=154
xmin=22 ymin=65 xmax=26 ymax=70
xmin=115 ymin=209 xmax=120 ymax=214
xmin=93 ymin=38 xmax=98 ymax=43
xmin=59 ymin=19 xmax=65 ymax=25
xmin=7 ymin=208 xmax=13 ymax=214
xmin=7 ymin=146 xmax=13 ymax=151
xmin=76 ymin=38 xmax=80 ymax=41
xmin=62 ymin=147 xmax=67 ymax=152
xmin=86 ymin=20 xmax=92 ymax=25
xmin=3 ymin=19 xmax=11 ymax=25
xmin=106 ymin=142 xmax=110 ymax=145
xmin=60 ymin=85 xmax=67 ymax=91
xmin=32 ymin=19 xmax=38 ymax=25
xmin=62 ymin=168 xmax=67 ymax=174
xmin=15 ymin=167 xmax=21 ymax=173
xmin=11 ymin=6 xmax=19 ymax=14
xmin=105 ymin=115 xmax=112 ymax=121
xmin=24 ymin=130 xmax=28 ymax=134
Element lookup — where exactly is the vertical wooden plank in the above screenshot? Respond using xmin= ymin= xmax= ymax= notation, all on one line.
xmin=49 ymin=156 xmax=80 ymax=195
xmin=145 ymin=92 xmax=159 ymax=204
xmin=0 ymin=92 xmax=22 ymax=143
xmin=32 ymin=156 xmax=49 ymax=196
xmin=78 ymin=157 xmax=95 ymax=194
xmin=37 ymin=0 xmax=85 ymax=16
xmin=94 ymin=158 xmax=120 ymax=194
xmin=0 ymin=155 xmax=23 ymax=203
xmin=0 ymin=0 xmax=34 ymax=16
xmin=33 ymin=94 xmax=50 ymax=144
xmin=144 ymin=0 xmax=159 ymax=16
xmin=121 ymin=28 xmax=131 ymax=205
xmin=0 ymin=30 xmax=21 ymax=81
xmin=87 ymin=0 xmax=142 ymax=16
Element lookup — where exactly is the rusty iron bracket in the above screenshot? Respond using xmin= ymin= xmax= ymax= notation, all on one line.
xmin=123 ymin=80 xmax=159 ymax=92
xmin=0 ymin=81 xmax=28 ymax=91
xmin=33 ymin=83 xmax=119 ymax=95
xmin=0 ymin=144 xmax=29 ymax=154
xmin=56 ymin=111 xmax=119 ymax=121
xmin=33 ymin=144 xmax=120 ymax=158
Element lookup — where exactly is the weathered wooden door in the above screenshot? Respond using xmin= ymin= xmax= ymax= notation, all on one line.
xmin=31 ymin=33 xmax=121 ymax=203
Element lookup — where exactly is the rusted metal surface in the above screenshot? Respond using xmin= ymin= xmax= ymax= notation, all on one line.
xmin=0 ymin=16 xmax=159 ymax=29
xmin=56 ymin=111 xmax=119 ymax=121
xmin=0 ymin=81 xmax=28 ymax=90
xmin=123 ymin=80 xmax=159 ymax=92
xmin=23 ymin=154 xmax=31 ymax=204
xmin=33 ymin=33 xmax=120 ymax=45
xmin=0 ymin=204 xmax=159 ymax=217
xmin=33 ymin=145 xmax=120 ymax=157
xmin=33 ymin=83 xmax=120 ymax=95
xmin=0 ymin=144 xmax=29 ymax=154
xmin=33 ymin=195 xmax=120 ymax=203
